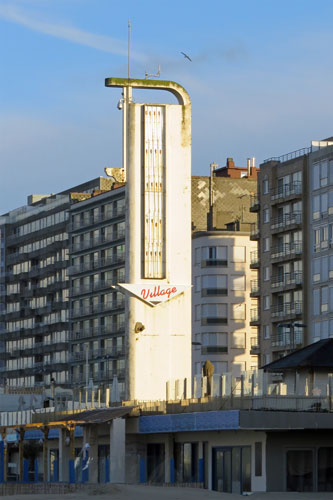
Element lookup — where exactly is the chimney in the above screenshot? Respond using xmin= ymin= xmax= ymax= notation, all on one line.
xmin=226 ymin=157 xmax=235 ymax=168
xmin=247 ymin=158 xmax=251 ymax=177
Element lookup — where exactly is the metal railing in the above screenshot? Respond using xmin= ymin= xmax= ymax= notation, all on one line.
xmin=71 ymin=299 xmax=125 ymax=318
xmin=271 ymin=301 xmax=303 ymax=318
xmin=71 ymin=346 xmax=124 ymax=362
xmin=271 ymin=212 xmax=302 ymax=229
xmin=250 ymin=250 xmax=259 ymax=265
xmin=71 ymin=323 xmax=125 ymax=339
xmin=71 ymin=279 xmax=125 ymax=296
xmin=250 ymin=223 xmax=259 ymax=237
xmin=250 ymin=195 xmax=259 ymax=208
xmin=250 ymin=308 xmax=259 ymax=322
xmin=71 ymin=230 xmax=125 ymax=252
xmin=264 ymin=147 xmax=311 ymax=164
xmin=271 ymin=271 xmax=302 ymax=288
xmin=69 ymin=208 xmax=125 ymax=231
xmin=250 ymin=280 xmax=259 ymax=293
xmin=68 ymin=254 xmax=125 ymax=275
xmin=271 ymin=331 xmax=303 ymax=348
xmin=271 ymin=181 xmax=302 ymax=201
xmin=271 ymin=242 xmax=302 ymax=259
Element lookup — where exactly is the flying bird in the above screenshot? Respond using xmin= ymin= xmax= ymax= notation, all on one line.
xmin=181 ymin=52 xmax=192 ymax=62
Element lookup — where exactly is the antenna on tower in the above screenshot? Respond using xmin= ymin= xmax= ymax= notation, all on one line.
xmin=128 ymin=18 xmax=131 ymax=81
xmin=145 ymin=64 xmax=161 ymax=79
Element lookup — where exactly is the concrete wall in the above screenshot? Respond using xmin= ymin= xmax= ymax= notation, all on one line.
xmin=125 ymin=100 xmax=192 ymax=401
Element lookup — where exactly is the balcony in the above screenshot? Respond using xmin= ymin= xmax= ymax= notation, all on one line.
xmin=71 ymin=346 xmax=125 ymax=363
xmin=271 ymin=181 xmax=302 ymax=204
xmin=68 ymin=253 xmax=125 ymax=275
xmin=250 ymin=250 xmax=259 ymax=269
xmin=71 ymin=324 xmax=125 ymax=341
xmin=271 ymin=331 xmax=303 ymax=349
xmin=71 ymin=368 xmax=125 ymax=385
xmin=250 ymin=223 xmax=260 ymax=240
xmin=69 ymin=207 xmax=125 ymax=232
xmin=250 ymin=280 xmax=260 ymax=297
xmin=249 ymin=195 xmax=260 ymax=212
xmin=70 ymin=299 xmax=125 ymax=319
xmin=271 ymin=212 xmax=302 ymax=233
xmin=271 ymin=242 xmax=302 ymax=262
xmin=271 ymin=301 xmax=303 ymax=321
xmin=71 ymin=230 xmax=125 ymax=253
xmin=271 ymin=271 xmax=303 ymax=292
xmin=250 ymin=308 xmax=260 ymax=325
xmin=250 ymin=336 xmax=260 ymax=355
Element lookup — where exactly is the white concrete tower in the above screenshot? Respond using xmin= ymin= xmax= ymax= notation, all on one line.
xmin=105 ymin=78 xmax=192 ymax=401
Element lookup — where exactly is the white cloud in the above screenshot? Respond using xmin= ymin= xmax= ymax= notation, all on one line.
xmin=0 ymin=3 xmax=146 ymax=61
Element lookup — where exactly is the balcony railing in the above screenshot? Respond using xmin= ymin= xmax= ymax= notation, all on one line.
xmin=71 ymin=230 xmax=125 ymax=252
xmin=250 ymin=223 xmax=259 ymax=239
xmin=71 ymin=347 xmax=124 ymax=362
xmin=71 ymin=323 xmax=125 ymax=340
xmin=250 ymin=337 xmax=259 ymax=351
xmin=69 ymin=208 xmax=125 ymax=231
xmin=271 ymin=242 xmax=302 ymax=260
xmin=71 ymin=278 xmax=125 ymax=297
xmin=271 ymin=301 xmax=303 ymax=318
xmin=271 ymin=212 xmax=302 ymax=230
xmin=250 ymin=195 xmax=260 ymax=211
xmin=271 ymin=272 xmax=303 ymax=289
xmin=271 ymin=181 xmax=302 ymax=201
xmin=250 ymin=308 xmax=259 ymax=322
xmin=68 ymin=254 xmax=125 ymax=275
xmin=271 ymin=331 xmax=303 ymax=348
xmin=71 ymin=299 xmax=125 ymax=318
xmin=250 ymin=280 xmax=259 ymax=294
xmin=250 ymin=250 xmax=259 ymax=266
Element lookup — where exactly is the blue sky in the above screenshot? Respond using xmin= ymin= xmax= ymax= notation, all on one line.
xmin=2 ymin=0 xmax=333 ymax=212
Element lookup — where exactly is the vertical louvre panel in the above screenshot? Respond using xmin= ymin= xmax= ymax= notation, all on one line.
xmin=144 ymin=106 xmax=165 ymax=278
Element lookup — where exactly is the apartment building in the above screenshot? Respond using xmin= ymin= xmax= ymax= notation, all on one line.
xmin=192 ymin=159 xmax=259 ymax=375
xmin=69 ymin=186 xmax=126 ymax=397
xmin=0 ymin=178 xmax=115 ymax=389
xmin=253 ymin=139 xmax=333 ymax=365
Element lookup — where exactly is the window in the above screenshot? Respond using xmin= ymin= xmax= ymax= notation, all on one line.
xmin=263 ymin=295 xmax=270 ymax=310
xmin=264 ymin=266 xmax=270 ymax=281
xmin=202 ymin=275 xmax=227 ymax=295
xmin=263 ymin=207 xmax=270 ymax=223
xmin=194 ymin=247 xmax=201 ymax=265
xmin=263 ymin=238 xmax=270 ymax=252
xmin=202 ymin=246 xmax=227 ymax=266
xmin=313 ymin=161 xmax=328 ymax=190
xmin=232 ymin=332 xmax=246 ymax=348
xmin=313 ymin=258 xmax=321 ymax=282
xmin=313 ymin=195 xmax=320 ymax=220
xmin=201 ymin=333 xmax=228 ymax=354
xmin=255 ymin=442 xmax=262 ymax=477
xmin=263 ymin=179 xmax=269 ymax=194
xmin=195 ymin=305 xmax=200 ymax=321
xmin=232 ymin=246 xmax=246 ymax=263
xmin=318 ymin=448 xmax=333 ymax=491
xmin=264 ymin=353 xmax=271 ymax=365
xmin=231 ymin=275 xmax=245 ymax=291
xmin=201 ymin=304 xmax=227 ymax=324
xmin=263 ymin=325 xmax=270 ymax=339
xmin=194 ymin=276 xmax=201 ymax=292
xmin=287 ymin=450 xmax=313 ymax=492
